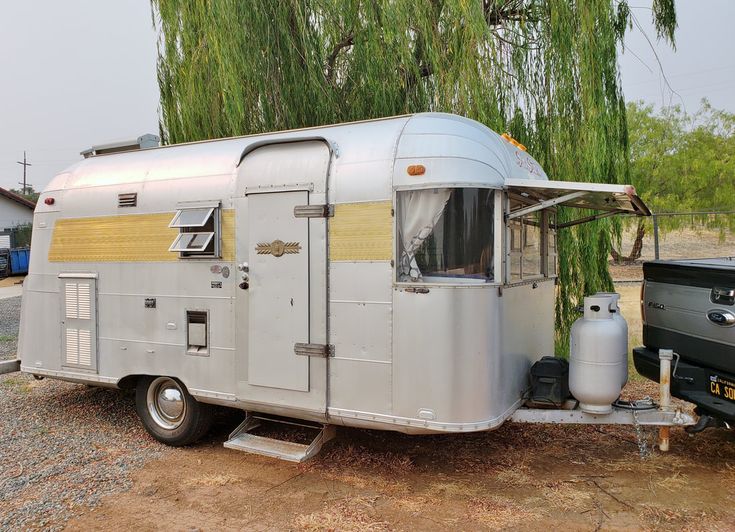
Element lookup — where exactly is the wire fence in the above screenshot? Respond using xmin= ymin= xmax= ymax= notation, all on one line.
xmin=611 ymin=211 xmax=735 ymax=282
xmin=651 ymin=211 xmax=735 ymax=261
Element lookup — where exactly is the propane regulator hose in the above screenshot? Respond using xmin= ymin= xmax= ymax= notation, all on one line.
xmin=612 ymin=397 xmax=658 ymax=411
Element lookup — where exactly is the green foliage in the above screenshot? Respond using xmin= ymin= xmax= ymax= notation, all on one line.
xmin=627 ymin=100 xmax=735 ymax=233
xmin=151 ymin=0 xmax=677 ymax=354
xmin=11 ymin=223 xmax=33 ymax=248
xmin=652 ymin=0 xmax=677 ymax=47
xmin=9 ymin=186 xmax=39 ymax=203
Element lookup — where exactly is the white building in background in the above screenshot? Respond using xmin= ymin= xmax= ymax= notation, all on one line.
xmin=0 ymin=188 xmax=35 ymax=248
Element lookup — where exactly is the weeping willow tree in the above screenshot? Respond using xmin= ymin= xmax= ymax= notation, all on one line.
xmin=151 ymin=0 xmax=676 ymax=352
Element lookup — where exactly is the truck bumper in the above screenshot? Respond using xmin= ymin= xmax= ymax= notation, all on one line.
xmin=633 ymin=346 xmax=735 ymax=422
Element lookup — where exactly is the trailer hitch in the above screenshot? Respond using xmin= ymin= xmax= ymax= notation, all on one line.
xmin=686 ymin=414 xmax=731 ymax=434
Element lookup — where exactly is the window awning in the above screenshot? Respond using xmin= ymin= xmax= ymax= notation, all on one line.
xmin=504 ymin=178 xmax=651 ymax=229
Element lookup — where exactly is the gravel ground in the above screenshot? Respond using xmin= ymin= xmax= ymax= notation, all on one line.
xmin=0 ymin=296 xmax=168 ymax=530
xmin=0 ymin=296 xmax=22 ymax=360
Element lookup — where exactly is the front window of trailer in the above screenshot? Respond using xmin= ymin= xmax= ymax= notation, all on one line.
xmin=397 ymin=188 xmax=494 ymax=282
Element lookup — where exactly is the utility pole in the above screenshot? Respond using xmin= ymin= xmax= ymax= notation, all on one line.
xmin=16 ymin=151 xmax=32 ymax=195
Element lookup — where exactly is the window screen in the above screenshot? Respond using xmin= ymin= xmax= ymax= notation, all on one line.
xmin=169 ymin=232 xmax=215 ymax=253
xmin=169 ymin=207 xmax=215 ymax=228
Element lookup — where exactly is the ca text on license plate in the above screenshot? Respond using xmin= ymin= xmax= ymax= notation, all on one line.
xmin=709 ymin=375 xmax=735 ymax=403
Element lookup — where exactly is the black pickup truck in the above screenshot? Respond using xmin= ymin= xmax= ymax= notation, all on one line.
xmin=634 ymin=258 xmax=735 ymax=429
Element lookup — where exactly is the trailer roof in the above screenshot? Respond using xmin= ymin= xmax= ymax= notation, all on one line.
xmin=46 ymin=113 xmax=547 ymax=192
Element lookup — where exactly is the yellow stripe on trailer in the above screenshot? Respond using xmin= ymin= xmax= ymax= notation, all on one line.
xmin=329 ymin=201 xmax=393 ymax=261
xmin=48 ymin=210 xmax=235 ymax=262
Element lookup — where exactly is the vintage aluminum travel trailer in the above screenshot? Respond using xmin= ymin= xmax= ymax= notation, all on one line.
xmin=5 ymin=113 xmax=689 ymax=461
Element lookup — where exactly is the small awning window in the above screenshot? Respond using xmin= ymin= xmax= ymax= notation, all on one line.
xmin=505 ymin=178 xmax=650 ymax=229
xmin=169 ymin=207 xmax=215 ymax=228
xmin=169 ymin=232 xmax=215 ymax=253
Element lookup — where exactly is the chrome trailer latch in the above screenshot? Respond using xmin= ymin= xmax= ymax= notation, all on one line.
xmin=294 ymin=343 xmax=335 ymax=357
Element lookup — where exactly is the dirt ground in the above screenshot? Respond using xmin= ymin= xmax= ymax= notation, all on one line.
xmin=65 ymin=418 xmax=735 ymax=531
xmin=61 ymin=285 xmax=735 ymax=531
xmin=0 ymin=275 xmax=24 ymax=288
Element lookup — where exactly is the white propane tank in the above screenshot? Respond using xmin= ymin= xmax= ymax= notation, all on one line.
xmin=569 ymin=295 xmax=627 ymax=414
xmin=594 ymin=291 xmax=628 ymax=387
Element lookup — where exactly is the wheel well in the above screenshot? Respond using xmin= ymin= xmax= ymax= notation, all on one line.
xmin=118 ymin=374 xmax=192 ymax=392
xmin=117 ymin=374 xmax=147 ymax=390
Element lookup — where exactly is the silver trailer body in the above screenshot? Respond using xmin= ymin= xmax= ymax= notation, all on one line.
xmin=17 ymin=113 xmax=648 ymax=435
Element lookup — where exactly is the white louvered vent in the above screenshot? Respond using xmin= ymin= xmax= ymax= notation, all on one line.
xmin=65 ymin=283 xmax=78 ymax=319
xmin=78 ymin=330 xmax=92 ymax=366
xmin=65 ymin=328 xmax=79 ymax=365
xmin=62 ymin=279 xmax=95 ymax=369
xmin=118 ymin=192 xmax=137 ymax=207
xmin=77 ymin=284 xmax=91 ymax=320
xmin=65 ymin=282 xmax=92 ymax=320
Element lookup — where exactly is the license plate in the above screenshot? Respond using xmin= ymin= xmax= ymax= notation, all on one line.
xmin=708 ymin=374 xmax=735 ymax=403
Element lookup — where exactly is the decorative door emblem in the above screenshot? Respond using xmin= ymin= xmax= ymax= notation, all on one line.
xmin=255 ymin=240 xmax=301 ymax=257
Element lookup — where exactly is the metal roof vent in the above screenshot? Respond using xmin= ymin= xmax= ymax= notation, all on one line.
xmin=118 ymin=193 xmax=137 ymax=208
xmin=81 ymin=134 xmax=160 ymax=158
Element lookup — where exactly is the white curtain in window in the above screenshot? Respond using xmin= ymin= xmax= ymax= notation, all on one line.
xmin=398 ymin=188 xmax=452 ymax=281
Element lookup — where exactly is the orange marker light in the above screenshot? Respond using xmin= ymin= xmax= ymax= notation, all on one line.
xmin=501 ymin=132 xmax=527 ymax=151
xmin=407 ymin=164 xmax=426 ymax=176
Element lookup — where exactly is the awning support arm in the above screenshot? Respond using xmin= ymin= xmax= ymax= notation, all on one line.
xmin=554 ymin=209 xmax=626 ymax=229
xmin=506 ymin=191 xmax=587 ymax=221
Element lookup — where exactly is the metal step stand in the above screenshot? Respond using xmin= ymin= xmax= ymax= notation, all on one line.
xmin=224 ymin=414 xmax=336 ymax=462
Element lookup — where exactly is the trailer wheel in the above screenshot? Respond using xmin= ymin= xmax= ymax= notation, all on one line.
xmin=135 ymin=376 xmax=213 ymax=446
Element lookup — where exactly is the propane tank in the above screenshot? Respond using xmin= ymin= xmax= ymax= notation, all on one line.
xmin=569 ymin=295 xmax=627 ymax=414
xmin=594 ymin=291 xmax=628 ymax=387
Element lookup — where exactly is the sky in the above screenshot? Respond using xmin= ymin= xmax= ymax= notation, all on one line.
xmin=0 ymin=1 xmax=733 ymax=192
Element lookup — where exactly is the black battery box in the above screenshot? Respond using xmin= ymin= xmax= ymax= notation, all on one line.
xmin=528 ymin=356 xmax=570 ymax=408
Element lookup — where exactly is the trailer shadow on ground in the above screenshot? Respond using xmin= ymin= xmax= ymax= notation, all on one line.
xmin=63 ymin=380 xmax=735 ymax=531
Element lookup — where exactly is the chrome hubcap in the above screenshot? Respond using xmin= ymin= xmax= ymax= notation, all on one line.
xmin=147 ymin=377 xmax=186 ymax=430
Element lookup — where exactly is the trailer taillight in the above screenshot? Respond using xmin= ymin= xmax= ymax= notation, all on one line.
xmin=44 ymin=197 xmax=55 ymax=205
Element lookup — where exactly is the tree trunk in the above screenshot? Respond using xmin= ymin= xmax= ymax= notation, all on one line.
xmin=610 ymin=218 xmax=646 ymax=263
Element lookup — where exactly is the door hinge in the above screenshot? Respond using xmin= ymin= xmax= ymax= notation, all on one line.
xmin=294 ymin=343 xmax=335 ymax=357
xmin=294 ymin=204 xmax=334 ymax=218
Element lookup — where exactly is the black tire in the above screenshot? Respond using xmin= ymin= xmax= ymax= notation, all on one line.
xmin=135 ymin=376 xmax=213 ymax=446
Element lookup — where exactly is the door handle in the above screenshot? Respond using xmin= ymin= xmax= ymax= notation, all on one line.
xmin=711 ymin=287 xmax=735 ymax=305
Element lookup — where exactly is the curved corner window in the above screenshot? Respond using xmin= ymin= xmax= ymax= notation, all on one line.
xmin=397 ymin=188 xmax=494 ymax=283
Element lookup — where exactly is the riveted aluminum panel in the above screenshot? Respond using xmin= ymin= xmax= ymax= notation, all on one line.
xmin=393 ymin=285 xmax=500 ymax=424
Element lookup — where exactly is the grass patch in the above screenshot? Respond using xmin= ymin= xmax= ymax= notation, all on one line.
xmin=0 ymin=375 xmax=33 ymax=393
xmin=0 ymin=334 xmax=16 ymax=342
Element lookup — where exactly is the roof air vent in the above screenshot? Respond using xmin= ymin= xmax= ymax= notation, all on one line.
xmin=118 ymin=193 xmax=137 ymax=208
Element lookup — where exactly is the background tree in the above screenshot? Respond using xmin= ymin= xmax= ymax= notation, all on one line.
xmin=9 ymin=186 xmax=39 ymax=203
xmin=151 ymin=0 xmax=677 ymax=353
xmin=613 ymin=100 xmax=735 ymax=262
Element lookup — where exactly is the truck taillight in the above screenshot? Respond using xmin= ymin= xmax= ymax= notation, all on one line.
xmin=640 ymin=281 xmax=646 ymax=324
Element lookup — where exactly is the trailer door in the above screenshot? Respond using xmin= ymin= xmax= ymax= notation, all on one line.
xmin=235 ymin=140 xmax=330 ymax=414
xmin=247 ymin=190 xmax=311 ymax=391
